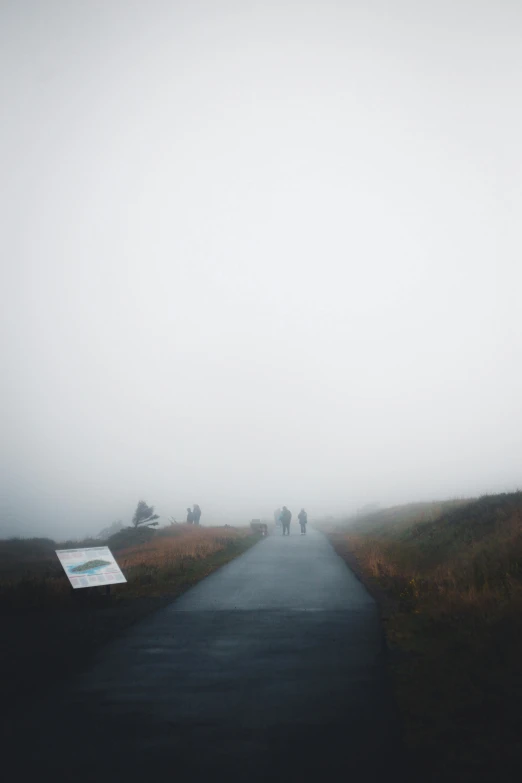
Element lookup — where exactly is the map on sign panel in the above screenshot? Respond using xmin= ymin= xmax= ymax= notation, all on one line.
xmin=55 ymin=546 xmax=127 ymax=589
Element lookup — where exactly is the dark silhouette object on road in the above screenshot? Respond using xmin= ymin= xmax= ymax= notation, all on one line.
xmin=281 ymin=506 xmax=292 ymax=535
xmin=250 ymin=519 xmax=268 ymax=536
xmin=193 ymin=504 xmax=202 ymax=525
xmin=298 ymin=509 xmax=308 ymax=535
xmin=186 ymin=507 xmax=194 ymax=524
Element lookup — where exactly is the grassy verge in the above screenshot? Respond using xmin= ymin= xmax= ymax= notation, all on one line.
xmin=322 ymin=494 xmax=522 ymax=783
xmin=0 ymin=525 xmax=260 ymax=727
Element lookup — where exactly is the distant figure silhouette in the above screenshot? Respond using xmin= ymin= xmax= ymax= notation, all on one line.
xmin=193 ymin=504 xmax=201 ymax=525
xmin=274 ymin=508 xmax=282 ymax=528
xmin=186 ymin=507 xmax=194 ymax=524
xmin=298 ymin=509 xmax=308 ymax=535
xmin=280 ymin=506 xmax=292 ymax=536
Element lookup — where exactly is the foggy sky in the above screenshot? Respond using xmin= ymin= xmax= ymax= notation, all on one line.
xmin=2 ymin=1 xmax=522 ymax=538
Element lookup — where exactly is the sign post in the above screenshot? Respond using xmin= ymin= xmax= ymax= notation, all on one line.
xmin=55 ymin=546 xmax=126 ymax=590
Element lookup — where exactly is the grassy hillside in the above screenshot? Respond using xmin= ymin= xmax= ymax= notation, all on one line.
xmin=324 ymin=493 xmax=522 ymax=783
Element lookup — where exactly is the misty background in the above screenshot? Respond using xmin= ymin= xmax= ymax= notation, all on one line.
xmin=1 ymin=1 xmax=521 ymax=539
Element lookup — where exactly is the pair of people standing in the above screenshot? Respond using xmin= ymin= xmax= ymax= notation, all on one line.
xmin=186 ymin=504 xmax=202 ymax=524
xmin=276 ymin=507 xmax=308 ymax=535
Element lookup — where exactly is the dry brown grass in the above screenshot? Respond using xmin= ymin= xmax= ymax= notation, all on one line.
xmin=325 ymin=494 xmax=522 ymax=782
xmin=122 ymin=524 xmax=247 ymax=565
xmin=115 ymin=524 xmax=252 ymax=597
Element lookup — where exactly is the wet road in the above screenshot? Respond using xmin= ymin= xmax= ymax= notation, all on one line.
xmin=17 ymin=527 xmax=405 ymax=781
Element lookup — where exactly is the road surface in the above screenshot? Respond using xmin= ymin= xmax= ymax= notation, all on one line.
xmin=14 ymin=527 xmax=406 ymax=781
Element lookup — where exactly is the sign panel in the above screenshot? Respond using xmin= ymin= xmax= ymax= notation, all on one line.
xmin=55 ymin=546 xmax=127 ymax=589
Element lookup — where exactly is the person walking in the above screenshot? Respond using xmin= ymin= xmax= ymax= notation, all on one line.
xmin=186 ymin=507 xmax=194 ymax=524
xmin=274 ymin=508 xmax=282 ymax=530
xmin=281 ymin=506 xmax=292 ymax=536
xmin=298 ymin=508 xmax=308 ymax=535
xmin=192 ymin=504 xmax=202 ymax=525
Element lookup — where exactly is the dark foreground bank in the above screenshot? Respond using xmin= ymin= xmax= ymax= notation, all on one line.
xmin=6 ymin=527 xmax=407 ymax=783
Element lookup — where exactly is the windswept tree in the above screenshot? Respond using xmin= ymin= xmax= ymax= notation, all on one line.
xmin=132 ymin=500 xmax=159 ymax=528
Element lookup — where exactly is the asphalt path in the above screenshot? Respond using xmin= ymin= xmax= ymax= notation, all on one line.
xmin=15 ymin=526 xmax=406 ymax=781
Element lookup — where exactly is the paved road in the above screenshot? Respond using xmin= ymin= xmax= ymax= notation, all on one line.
xmin=17 ymin=527 xmax=405 ymax=781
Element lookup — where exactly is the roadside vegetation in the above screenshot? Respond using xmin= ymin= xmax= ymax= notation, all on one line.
xmin=0 ymin=522 xmax=255 ymax=610
xmin=322 ymin=492 xmax=522 ymax=782
xmin=0 ymin=523 xmax=260 ymax=728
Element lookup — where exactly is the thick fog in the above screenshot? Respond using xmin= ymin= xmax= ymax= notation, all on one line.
xmin=1 ymin=1 xmax=521 ymax=539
